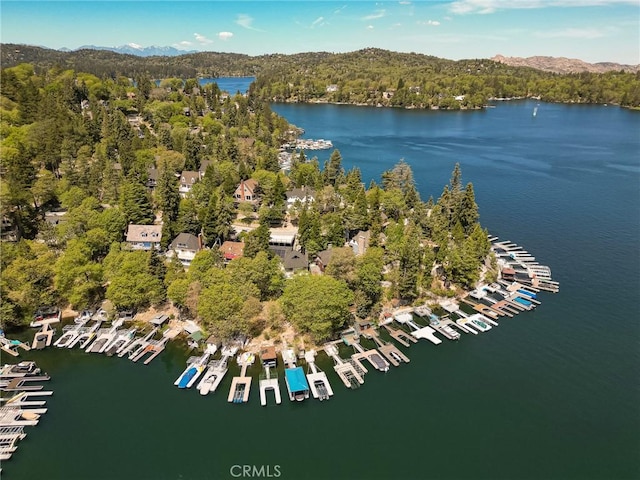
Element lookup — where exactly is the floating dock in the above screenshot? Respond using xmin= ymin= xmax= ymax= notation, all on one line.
xmin=32 ymin=323 xmax=55 ymax=350
xmin=104 ymin=327 xmax=137 ymax=356
xmin=368 ymin=333 xmax=410 ymax=366
xmin=0 ymin=336 xmax=31 ymax=358
xmin=85 ymin=319 xmax=124 ymax=353
xmin=228 ymin=352 xmax=254 ymax=404
xmin=0 ymin=362 xmax=51 ymax=461
xmin=323 ymin=344 xmax=364 ymax=389
xmin=130 ymin=337 xmax=169 ymax=364
xmin=381 ymin=324 xmax=418 ymax=348
xmin=342 ymin=332 xmax=390 ymax=372
xmin=118 ymin=328 xmax=158 ymax=358
xmin=304 ymin=350 xmax=333 ymax=400
xmin=259 ymin=367 xmax=281 ymax=406
xmin=394 ymin=313 xmax=442 ymax=345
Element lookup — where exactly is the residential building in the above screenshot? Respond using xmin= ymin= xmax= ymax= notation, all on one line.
xmin=168 ymin=232 xmax=202 ymax=267
xmin=233 ymin=179 xmax=259 ymax=203
xmin=220 ymin=241 xmax=245 ymax=263
xmin=349 ymin=230 xmax=371 ymax=256
xmin=285 ymin=186 xmax=315 ymax=207
xmin=179 ymin=171 xmax=200 ymax=197
xmin=126 ymin=224 xmax=162 ymax=250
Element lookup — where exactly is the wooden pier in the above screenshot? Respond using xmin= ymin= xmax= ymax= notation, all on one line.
xmin=368 ymin=333 xmax=410 ymax=366
xmin=382 ymin=324 xmax=418 ymax=348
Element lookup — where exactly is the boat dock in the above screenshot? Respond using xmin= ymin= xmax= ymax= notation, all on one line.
xmin=118 ymin=327 xmax=158 ymax=358
xmin=32 ymin=323 xmax=55 ymax=350
xmin=130 ymin=336 xmax=169 ymax=364
xmin=342 ymin=332 xmax=390 ymax=372
xmin=366 ymin=332 xmax=410 ymax=367
xmin=70 ymin=320 xmax=102 ymax=349
xmin=0 ymin=362 xmax=51 ymax=461
xmin=394 ymin=312 xmax=442 ymax=345
xmin=228 ymin=352 xmax=254 ymax=404
xmin=85 ymin=319 xmax=124 ymax=353
xmin=104 ymin=327 xmax=137 ymax=356
xmin=197 ymin=358 xmax=229 ymax=396
xmin=0 ymin=335 xmax=31 ymax=358
xmin=259 ymin=367 xmax=281 ymax=406
xmin=1 ymin=375 xmax=50 ymax=392
xmin=304 ymin=350 xmax=334 ymax=400
xmin=323 ymin=344 xmax=364 ymax=389
xmin=381 ymin=324 xmax=418 ymax=348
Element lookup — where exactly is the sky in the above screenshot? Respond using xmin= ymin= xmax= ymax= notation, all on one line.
xmin=1 ymin=1 xmax=639 ymax=64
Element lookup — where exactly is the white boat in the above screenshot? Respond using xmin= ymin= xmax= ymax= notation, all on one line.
xmin=53 ymin=325 xmax=82 ymax=348
xmin=175 ymin=345 xmax=216 ymax=389
xmin=196 ymin=359 xmax=229 ymax=395
xmin=104 ymin=328 xmax=137 ymax=356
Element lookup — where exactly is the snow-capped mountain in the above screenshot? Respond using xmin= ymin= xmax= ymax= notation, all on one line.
xmin=67 ymin=43 xmax=197 ymax=57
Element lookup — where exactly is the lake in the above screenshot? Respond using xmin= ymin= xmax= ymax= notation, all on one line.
xmin=5 ymin=100 xmax=639 ymax=480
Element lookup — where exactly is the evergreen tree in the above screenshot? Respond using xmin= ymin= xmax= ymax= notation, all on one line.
xmin=119 ymin=177 xmax=154 ymax=225
xmin=156 ymin=162 xmax=180 ymax=223
xmin=243 ymin=220 xmax=271 ymax=259
xmin=323 ymin=149 xmax=344 ymax=186
xmin=459 ymin=182 xmax=479 ymax=234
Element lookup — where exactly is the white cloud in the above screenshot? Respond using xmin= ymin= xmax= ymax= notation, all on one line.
xmin=399 ymin=1 xmax=412 ymax=4
xmin=311 ymin=16 xmax=325 ymax=27
xmin=333 ymin=5 xmax=347 ymax=14
xmin=236 ymin=14 xmax=263 ymax=31
xmin=175 ymin=41 xmax=193 ymax=47
xmin=367 ymin=25 xmax=375 ymax=29
xmin=418 ymin=20 xmax=441 ymax=26
xmin=362 ymin=9 xmax=386 ymax=20
xmin=535 ymin=27 xmax=609 ymax=39
xmin=450 ymin=0 xmax=639 ymax=14
xmin=218 ymin=32 xmax=234 ymax=41
xmin=194 ymin=33 xmax=213 ymax=45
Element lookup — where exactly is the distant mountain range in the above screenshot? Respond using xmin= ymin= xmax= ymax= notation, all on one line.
xmin=60 ymin=43 xmax=197 ymax=57
xmin=492 ymin=54 xmax=639 ymax=74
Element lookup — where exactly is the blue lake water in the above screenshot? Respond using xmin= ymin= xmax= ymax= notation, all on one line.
xmin=198 ymin=77 xmax=254 ymax=93
xmin=6 ymin=101 xmax=640 ymax=480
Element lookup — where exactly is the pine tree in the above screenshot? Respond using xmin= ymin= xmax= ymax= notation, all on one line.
xmin=156 ymin=162 xmax=180 ymax=224
xmin=119 ymin=177 xmax=154 ymax=225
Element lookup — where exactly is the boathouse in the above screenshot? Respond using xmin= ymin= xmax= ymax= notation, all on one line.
xmin=284 ymin=367 xmax=310 ymax=401
xmin=260 ymin=346 xmax=278 ymax=368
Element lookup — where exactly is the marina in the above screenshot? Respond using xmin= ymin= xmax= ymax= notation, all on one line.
xmin=31 ymin=323 xmax=55 ymax=350
xmin=0 ymin=362 xmax=51 ymax=461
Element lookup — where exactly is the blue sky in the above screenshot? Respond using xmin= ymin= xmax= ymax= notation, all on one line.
xmin=1 ymin=1 xmax=638 ymax=64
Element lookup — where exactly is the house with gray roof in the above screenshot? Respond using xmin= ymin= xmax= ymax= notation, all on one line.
xmin=168 ymin=232 xmax=202 ymax=267
xmin=179 ymin=171 xmax=201 ymax=197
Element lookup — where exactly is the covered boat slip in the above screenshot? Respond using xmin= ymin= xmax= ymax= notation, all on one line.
xmin=284 ymin=367 xmax=310 ymax=401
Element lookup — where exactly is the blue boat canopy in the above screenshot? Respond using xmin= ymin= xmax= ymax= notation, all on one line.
xmin=285 ymin=367 xmax=309 ymax=393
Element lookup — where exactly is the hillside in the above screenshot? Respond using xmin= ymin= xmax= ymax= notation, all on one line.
xmin=2 ymin=44 xmax=639 ymax=107
xmin=492 ymin=54 xmax=639 ymax=74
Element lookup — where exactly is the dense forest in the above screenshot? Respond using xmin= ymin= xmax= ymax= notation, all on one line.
xmin=0 ymin=62 xmax=493 ymax=343
xmin=3 ymin=44 xmax=640 ymax=108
